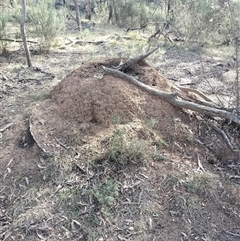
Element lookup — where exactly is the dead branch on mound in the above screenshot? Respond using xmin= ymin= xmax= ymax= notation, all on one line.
xmin=172 ymin=86 xmax=221 ymax=109
xmin=115 ymin=43 xmax=162 ymax=71
xmin=102 ymin=66 xmax=240 ymax=125
xmin=177 ymin=86 xmax=213 ymax=103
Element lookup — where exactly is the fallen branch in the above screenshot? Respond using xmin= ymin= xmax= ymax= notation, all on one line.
xmin=0 ymin=38 xmax=37 ymax=44
xmin=0 ymin=123 xmax=13 ymax=132
xmin=102 ymin=66 xmax=240 ymax=125
xmin=126 ymin=23 xmax=148 ymax=32
xmin=229 ymin=175 xmax=240 ymax=179
xmin=196 ymin=153 xmax=205 ymax=172
xmin=178 ymin=86 xmax=213 ymax=103
xmin=115 ymin=43 xmax=162 ymax=71
xmin=225 ymin=230 xmax=240 ymax=237
xmin=208 ymin=121 xmax=236 ymax=151
xmin=172 ymin=86 xmax=221 ymax=109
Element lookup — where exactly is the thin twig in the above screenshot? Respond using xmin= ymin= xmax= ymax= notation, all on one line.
xmin=178 ymin=86 xmax=214 ymax=103
xmin=229 ymin=175 xmax=240 ymax=179
xmin=208 ymin=122 xmax=236 ymax=151
xmin=54 ymin=137 xmax=69 ymax=150
xmin=225 ymin=230 xmax=240 ymax=237
xmin=196 ymin=153 xmax=205 ymax=172
xmin=0 ymin=123 xmax=13 ymax=132
xmin=0 ymin=38 xmax=37 ymax=43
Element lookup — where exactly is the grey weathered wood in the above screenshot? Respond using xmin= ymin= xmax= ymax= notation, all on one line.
xmin=102 ymin=66 xmax=240 ymax=125
xmin=116 ymin=43 xmax=162 ymax=71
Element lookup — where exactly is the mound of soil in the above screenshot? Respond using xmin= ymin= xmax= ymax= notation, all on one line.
xmin=30 ymin=58 xmax=192 ymax=156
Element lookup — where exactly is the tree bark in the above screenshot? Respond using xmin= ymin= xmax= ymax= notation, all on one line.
xmin=107 ymin=0 xmax=113 ymax=24
xmin=73 ymin=0 xmax=81 ymax=31
xmin=21 ymin=0 xmax=32 ymax=67
xmin=85 ymin=0 xmax=91 ymax=20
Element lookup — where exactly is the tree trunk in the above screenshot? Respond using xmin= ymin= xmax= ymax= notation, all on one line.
xmin=107 ymin=0 xmax=113 ymax=24
xmin=166 ymin=0 xmax=174 ymax=28
xmin=73 ymin=0 xmax=81 ymax=31
xmin=85 ymin=0 xmax=91 ymax=20
xmin=21 ymin=0 xmax=32 ymax=67
xmin=113 ymin=0 xmax=118 ymax=24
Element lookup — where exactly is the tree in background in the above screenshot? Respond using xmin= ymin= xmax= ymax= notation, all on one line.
xmin=21 ymin=0 xmax=32 ymax=67
xmin=85 ymin=0 xmax=91 ymax=20
xmin=29 ymin=0 xmax=65 ymax=52
xmin=73 ymin=0 xmax=81 ymax=30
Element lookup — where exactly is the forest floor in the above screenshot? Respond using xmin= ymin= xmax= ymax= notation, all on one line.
xmin=1 ymin=20 xmax=240 ymax=241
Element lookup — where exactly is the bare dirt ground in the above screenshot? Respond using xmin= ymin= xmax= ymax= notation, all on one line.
xmin=1 ymin=24 xmax=240 ymax=241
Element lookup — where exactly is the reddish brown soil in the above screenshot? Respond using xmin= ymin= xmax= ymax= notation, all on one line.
xmin=1 ymin=53 xmax=240 ymax=241
xmin=30 ymin=59 xmax=191 ymax=156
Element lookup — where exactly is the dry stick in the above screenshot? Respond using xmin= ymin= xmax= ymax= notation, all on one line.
xmin=102 ymin=66 xmax=240 ymax=125
xmin=225 ymin=230 xmax=240 ymax=237
xmin=208 ymin=121 xmax=236 ymax=151
xmin=198 ymin=52 xmax=224 ymax=106
xmin=229 ymin=175 xmax=240 ymax=179
xmin=178 ymin=86 xmax=213 ymax=103
xmin=0 ymin=38 xmax=37 ymax=44
xmin=173 ymin=86 xmax=221 ymax=109
xmin=116 ymin=43 xmax=162 ymax=71
xmin=196 ymin=153 xmax=205 ymax=172
xmin=0 ymin=123 xmax=13 ymax=132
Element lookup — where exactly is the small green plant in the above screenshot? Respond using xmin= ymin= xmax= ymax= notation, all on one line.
xmin=144 ymin=117 xmax=157 ymax=129
xmin=111 ymin=115 xmax=121 ymax=125
xmin=58 ymin=186 xmax=82 ymax=224
xmin=152 ymin=138 xmax=168 ymax=148
xmin=165 ymin=173 xmax=181 ymax=188
xmin=152 ymin=152 xmax=166 ymax=162
xmin=107 ymin=128 xmax=146 ymax=164
xmin=91 ymin=179 xmax=119 ymax=207
xmin=184 ymin=172 xmax=219 ymax=197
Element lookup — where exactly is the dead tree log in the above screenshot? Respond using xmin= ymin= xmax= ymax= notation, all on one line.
xmin=115 ymin=43 xmax=162 ymax=71
xmin=102 ymin=66 xmax=240 ymax=125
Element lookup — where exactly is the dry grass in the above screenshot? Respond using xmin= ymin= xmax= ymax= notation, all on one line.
xmin=1 ymin=18 xmax=240 ymax=241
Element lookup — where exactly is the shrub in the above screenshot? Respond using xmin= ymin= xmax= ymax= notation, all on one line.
xmin=28 ymin=0 xmax=65 ymax=52
xmin=91 ymin=180 xmax=119 ymax=206
xmin=109 ymin=0 xmax=149 ymax=28
xmin=184 ymin=172 xmax=219 ymax=197
xmin=107 ymin=128 xmax=146 ymax=165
